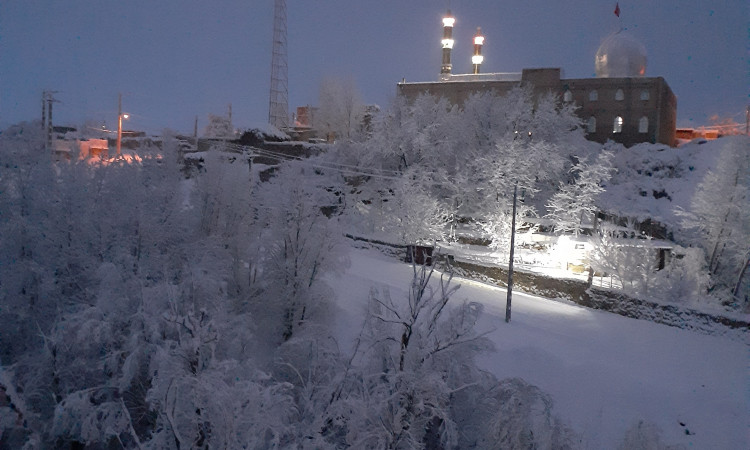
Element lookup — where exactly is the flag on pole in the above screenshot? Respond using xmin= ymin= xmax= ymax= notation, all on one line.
xmin=614 ymin=2 xmax=621 ymax=17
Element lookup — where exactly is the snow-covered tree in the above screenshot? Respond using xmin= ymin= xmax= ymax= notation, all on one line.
xmin=335 ymin=87 xmax=583 ymax=249
xmin=253 ymin=162 xmax=347 ymax=342
xmin=588 ymin=224 xmax=664 ymax=298
xmin=476 ymin=378 xmax=580 ymax=449
xmin=202 ymin=112 xmax=234 ymax=138
xmin=677 ymin=137 xmax=750 ymax=304
xmin=345 ymin=264 xmax=492 ymax=448
xmin=316 ymin=76 xmax=365 ymax=141
xmin=384 ymin=168 xmax=449 ymax=245
xmin=352 ymin=93 xmax=459 ymax=175
xmin=548 ymin=149 xmax=615 ymax=235
xmin=647 ymin=247 xmax=711 ymax=306
xmin=478 ymin=137 xmax=567 ymax=251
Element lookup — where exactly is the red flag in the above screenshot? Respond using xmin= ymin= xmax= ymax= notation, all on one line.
xmin=614 ymin=2 xmax=620 ymax=17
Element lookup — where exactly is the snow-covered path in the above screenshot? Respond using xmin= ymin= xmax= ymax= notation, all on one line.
xmin=327 ymin=247 xmax=748 ymax=449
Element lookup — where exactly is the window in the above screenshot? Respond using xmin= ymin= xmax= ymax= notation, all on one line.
xmin=563 ymin=90 xmax=573 ymax=102
xmin=613 ymin=116 xmax=623 ymax=133
xmin=587 ymin=116 xmax=596 ymax=133
xmin=639 ymin=116 xmax=649 ymax=133
xmin=640 ymin=90 xmax=650 ymax=101
xmin=589 ymin=90 xmax=598 ymax=101
xmin=615 ymin=89 xmax=624 ymax=101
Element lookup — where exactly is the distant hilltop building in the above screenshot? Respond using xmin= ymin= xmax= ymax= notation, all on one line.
xmin=398 ymin=11 xmax=677 ymax=147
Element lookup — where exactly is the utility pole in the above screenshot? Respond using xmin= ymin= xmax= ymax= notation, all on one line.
xmin=506 ymin=182 xmax=518 ymax=323
xmin=42 ymin=93 xmax=47 ymax=131
xmin=48 ymin=98 xmax=53 ymax=152
xmin=117 ymin=93 xmax=123 ymax=157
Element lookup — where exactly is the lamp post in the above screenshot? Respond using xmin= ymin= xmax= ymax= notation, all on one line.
xmin=506 ymin=182 xmax=517 ymax=323
xmin=116 ymin=93 xmax=129 ymax=158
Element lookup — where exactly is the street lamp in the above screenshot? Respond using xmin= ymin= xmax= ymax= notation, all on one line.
xmin=116 ymin=93 xmax=129 ymax=158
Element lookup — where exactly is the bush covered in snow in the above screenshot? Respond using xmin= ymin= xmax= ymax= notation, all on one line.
xmin=327 ymin=90 xmax=749 ymax=312
xmin=0 ymin=126 xmax=582 ymax=448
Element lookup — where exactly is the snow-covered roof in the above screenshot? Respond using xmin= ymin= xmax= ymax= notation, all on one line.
xmin=441 ymin=72 xmax=523 ymax=82
xmin=245 ymin=123 xmax=290 ymax=141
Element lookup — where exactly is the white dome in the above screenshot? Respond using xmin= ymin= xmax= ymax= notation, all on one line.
xmin=595 ymin=31 xmax=647 ymax=78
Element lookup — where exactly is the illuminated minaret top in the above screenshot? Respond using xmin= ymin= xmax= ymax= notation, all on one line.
xmin=472 ymin=27 xmax=484 ymax=74
xmin=440 ymin=10 xmax=455 ymax=80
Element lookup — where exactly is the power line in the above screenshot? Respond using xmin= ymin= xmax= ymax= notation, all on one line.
xmin=202 ymin=141 xmax=457 ymax=185
xmin=242 ymin=146 xmax=402 ymax=178
xmin=231 ymin=145 xmax=452 ymax=183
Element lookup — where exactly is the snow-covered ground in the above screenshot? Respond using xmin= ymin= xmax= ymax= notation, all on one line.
xmin=327 ymin=247 xmax=748 ymax=449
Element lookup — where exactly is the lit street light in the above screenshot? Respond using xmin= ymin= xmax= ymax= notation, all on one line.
xmin=116 ymin=93 xmax=129 ymax=158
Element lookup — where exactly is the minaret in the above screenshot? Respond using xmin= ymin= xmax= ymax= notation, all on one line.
xmin=440 ymin=10 xmax=455 ymax=80
xmin=472 ymin=27 xmax=484 ymax=74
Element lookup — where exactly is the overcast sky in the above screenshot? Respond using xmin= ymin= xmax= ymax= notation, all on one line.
xmin=1 ymin=0 xmax=747 ymax=134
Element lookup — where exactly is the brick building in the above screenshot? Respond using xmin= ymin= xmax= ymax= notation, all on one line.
xmin=398 ymin=15 xmax=677 ymax=147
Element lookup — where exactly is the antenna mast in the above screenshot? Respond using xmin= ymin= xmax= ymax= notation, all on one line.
xmin=269 ymin=0 xmax=289 ymax=130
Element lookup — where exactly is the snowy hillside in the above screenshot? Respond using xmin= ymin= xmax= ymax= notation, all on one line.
xmin=1 ymin=110 xmax=746 ymax=448
xmin=328 ymin=247 xmax=748 ymax=449
xmin=600 ymin=136 xmax=746 ymax=227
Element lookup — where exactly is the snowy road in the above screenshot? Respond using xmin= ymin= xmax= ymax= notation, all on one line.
xmin=327 ymin=247 xmax=749 ymax=449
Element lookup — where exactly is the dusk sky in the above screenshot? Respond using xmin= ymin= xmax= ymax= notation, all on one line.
xmin=1 ymin=1 xmax=747 ymax=135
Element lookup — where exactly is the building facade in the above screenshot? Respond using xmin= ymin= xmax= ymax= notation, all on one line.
xmin=398 ymin=68 xmax=676 ymax=148
xmin=397 ymin=13 xmax=677 ymax=147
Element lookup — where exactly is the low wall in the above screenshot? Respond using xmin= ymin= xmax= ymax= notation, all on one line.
xmin=445 ymin=257 xmax=591 ymax=304
xmin=344 ymin=235 xmax=748 ymax=340
xmin=441 ymin=257 xmax=749 ymax=340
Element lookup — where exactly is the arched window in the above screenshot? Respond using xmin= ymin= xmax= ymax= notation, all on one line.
xmin=640 ymin=90 xmax=650 ymax=101
xmin=563 ymin=90 xmax=573 ymax=102
xmin=589 ymin=90 xmax=598 ymax=101
xmin=613 ymin=116 xmax=623 ymax=133
xmin=587 ymin=116 xmax=596 ymax=133
xmin=639 ymin=116 xmax=649 ymax=133
xmin=615 ymin=89 xmax=625 ymax=101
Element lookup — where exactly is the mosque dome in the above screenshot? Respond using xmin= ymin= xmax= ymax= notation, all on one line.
xmin=595 ymin=31 xmax=647 ymax=78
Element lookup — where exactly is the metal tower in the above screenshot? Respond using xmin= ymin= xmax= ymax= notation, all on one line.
xmin=269 ymin=0 xmax=289 ymax=130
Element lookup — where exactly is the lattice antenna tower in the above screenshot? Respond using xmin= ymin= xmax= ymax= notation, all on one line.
xmin=269 ymin=0 xmax=289 ymax=129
